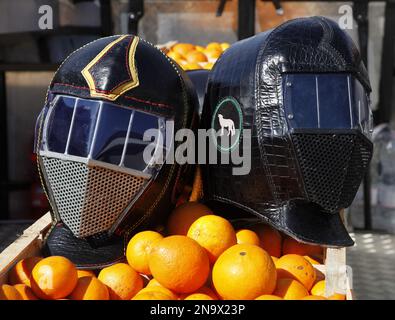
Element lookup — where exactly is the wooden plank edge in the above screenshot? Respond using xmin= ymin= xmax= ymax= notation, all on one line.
xmin=0 ymin=213 xmax=52 ymax=284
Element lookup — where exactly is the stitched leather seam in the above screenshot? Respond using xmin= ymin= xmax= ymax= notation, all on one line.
xmin=123 ymin=95 xmax=172 ymax=110
xmin=52 ymin=82 xmax=173 ymax=110
xmin=317 ymin=17 xmax=347 ymax=68
xmin=254 ymin=34 xmax=283 ymax=204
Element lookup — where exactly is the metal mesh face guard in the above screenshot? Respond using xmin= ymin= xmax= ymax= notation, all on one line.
xmin=291 ymin=132 xmax=372 ymax=213
xmin=283 ymin=73 xmax=373 ymax=213
xmin=42 ymin=157 xmax=146 ymax=238
xmin=38 ymin=95 xmax=169 ymax=239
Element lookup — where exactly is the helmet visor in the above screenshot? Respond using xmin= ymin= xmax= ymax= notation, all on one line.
xmin=39 ymin=95 xmax=169 ymax=177
xmin=283 ymin=73 xmax=373 ymax=136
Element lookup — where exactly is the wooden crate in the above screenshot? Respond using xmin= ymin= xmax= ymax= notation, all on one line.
xmin=0 ymin=212 xmax=353 ymax=299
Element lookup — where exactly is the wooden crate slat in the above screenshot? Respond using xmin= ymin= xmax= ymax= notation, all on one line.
xmin=0 ymin=213 xmax=52 ymax=285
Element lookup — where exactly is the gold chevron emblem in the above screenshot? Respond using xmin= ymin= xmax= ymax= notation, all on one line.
xmin=81 ymin=35 xmax=140 ymax=101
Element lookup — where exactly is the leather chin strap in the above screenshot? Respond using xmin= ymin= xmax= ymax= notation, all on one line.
xmin=44 ymin=223 xmax=125 ymax=270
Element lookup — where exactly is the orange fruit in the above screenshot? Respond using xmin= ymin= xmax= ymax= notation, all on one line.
xmin=179 ymin=286 xmax=218 ymax=300
xmin=255 ymin=294 xmax=283 ymax=300
xmin=167 ymin=51 xmax=184 ymax=61
xmin=8 ymin=256 xmax=42 ymax=286
xmin=69 ymin=276 xmax=109 ymax=300
xmin=146 ymin=278 xmax=164 ymax=288
xmin=172 ymin=43 xmax=195 ymax=56
xmin=273 ymin=278 xmax=309 ymax=300
xmin=276 ymin=254 xmax=316 ymax=291
xmin=167 ymin=202 xmax=213 ymax=235
xmin=184 ymin=293 xmax=213 ymax=300
xmin=302 ymin=295 xmax=327 ymax=300
xmin=212 ymin=244 xmax=277 ymax=300
xmin=311 ymin=279 xmax=345 ymax=300
xmin=329 ymin=293 xmax=346 ymax=300
xmin=148 ymin=235 xmax=210 ymax=294
xmin=144 ymin=287 xmax=178 ymax=300
xmin=0 ymin=284 xmax=23 ymax=300
xmin=221 ymin=42 xmax=230 ymax=51
xmin=203 ymin=48 xmax=222 ymax=61
xmin=203 ymin=62 xmax=214 ymax=70
xmin=13 ymin=284 xmax=38 ymax=300
xmin=187 ymin=215 xmax=237 ymax=264
xmin=195 ymin=45 xmax=205 ymax=52
xmin=98 ymin=263 xmax=143 ymax=300
xmin=126 ymin=230 xmax=163 ymax=275
xmin=175 ymin=59 xmax=188 ymax=67
xmin=77 ymin=270 xmax=96 ymax=278
xmin=282 ymin=237 xmax=323 ymax=257
xmin=311 ymin=280 xmax=325 ymax=297
xmin=30 ymin=256 xmax=78 ymax=300
xmin=251 ymin=224 xmax=282 ymax=257
xmin=132 ymin=290 xmax=173 ymax=300
xmin=185 ymin=51 xmax=208 ymax=63
xmin=184 ymin=63 xmax=202 ymax=70
xmin=194 ymin=286 xmax=218 ymax=300
xmin=140 ymin=283 xmax=178 ymax=300
xmin=236 ymin=229 xmax=260 ymax=246
xmin=206 ymin=42 xmax=222 ymax=52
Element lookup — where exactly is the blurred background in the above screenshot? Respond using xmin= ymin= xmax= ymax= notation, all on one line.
xmin=0 ymin=0 xmax=395 ymax=299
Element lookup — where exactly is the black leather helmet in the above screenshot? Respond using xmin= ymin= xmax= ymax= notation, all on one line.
xmin=35 ymin=35 xmax=199 ymax=268
xmin=201 ymin=17 xmax=373 ymax=247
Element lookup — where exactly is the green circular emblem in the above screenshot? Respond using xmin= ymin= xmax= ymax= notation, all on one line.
xmin=211 ymin=97 xmax=243 ymax=152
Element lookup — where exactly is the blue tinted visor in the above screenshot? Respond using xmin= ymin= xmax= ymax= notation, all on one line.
xmin=39 ymin=95 xmax=169 ymax=177
xmin=283 ymin=73 xmax=373 ymax=136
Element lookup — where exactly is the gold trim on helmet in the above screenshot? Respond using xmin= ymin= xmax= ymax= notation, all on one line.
xmin=81 ymin=35 xmax=140 ymax=101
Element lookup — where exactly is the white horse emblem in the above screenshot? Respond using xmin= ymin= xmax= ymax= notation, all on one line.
xmin=218 ymin=114 xmax=235 ymax=136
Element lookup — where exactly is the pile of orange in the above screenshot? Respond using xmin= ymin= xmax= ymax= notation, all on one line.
xmin=166 ymin=42 xmax=230 ymax=71
xmin=1 ymin=201 xmax=346 ymax=300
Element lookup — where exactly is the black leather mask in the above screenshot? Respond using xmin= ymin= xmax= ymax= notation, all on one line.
xmin=201 ymin=17 xmax=373 ymax=247
xmin=35 ymin=35 xmax=199 ymax=268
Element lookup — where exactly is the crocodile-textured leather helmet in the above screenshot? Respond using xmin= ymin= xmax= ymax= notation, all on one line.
xmin=202 ymin=17 xmax=373 ymax=247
